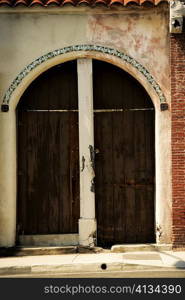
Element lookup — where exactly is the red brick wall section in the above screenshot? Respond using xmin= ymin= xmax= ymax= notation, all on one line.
xmin=171 ymin=34 xmax=185 ymax=249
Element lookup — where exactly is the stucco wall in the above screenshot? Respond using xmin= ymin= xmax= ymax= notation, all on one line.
xmin=0 ymin=5 xmax=171 ymax=247
xmin=0 ymin=6 xmax=169 ymax=102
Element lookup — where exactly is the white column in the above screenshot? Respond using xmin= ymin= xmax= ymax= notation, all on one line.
xmin=77 ymin=59 xmax=96 ymax=247
xmin=0 ymin=110 xmax=17 ymax=247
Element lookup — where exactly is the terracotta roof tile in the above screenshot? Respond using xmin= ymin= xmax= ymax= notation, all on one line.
xmin=0 ymin=0 xmax=168 ymax=7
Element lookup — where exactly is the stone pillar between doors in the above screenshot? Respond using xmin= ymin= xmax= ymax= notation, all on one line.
xmin=77 ymin=58 xmax=97 ymax=247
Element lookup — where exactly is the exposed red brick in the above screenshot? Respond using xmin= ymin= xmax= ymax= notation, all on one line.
xmin=171 ymin=34 xmax=185 ymax=250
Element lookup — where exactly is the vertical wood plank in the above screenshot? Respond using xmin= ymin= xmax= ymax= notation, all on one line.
xmin=48 ymin=112 xmax=60 ymax=233
xmin=95 ymin=113 xmax=114 ymax=247
xmin=70 ymin=112 xmax=80 ymax=232
xmin=17 ymin=111 xmax=28 ymax=236
xmin=123 ymin=111 xmax=136 ymax=242
xmin=112 ymin=112 xmax=126 ymax=243
xmin=145 ymin=110 xmax=155 ymax=241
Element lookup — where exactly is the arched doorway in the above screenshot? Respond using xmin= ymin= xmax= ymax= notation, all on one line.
xmin=93 ymin=60 xmax=155 ymax=247
xmin=16 ymin=61 xmax=80 ymax=242
xmin=16 ymin=58 xmax=155 ymax=248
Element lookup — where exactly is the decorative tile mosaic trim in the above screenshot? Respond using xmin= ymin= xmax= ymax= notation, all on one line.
xmin=2 ymin=44 xmax=166 ymax=105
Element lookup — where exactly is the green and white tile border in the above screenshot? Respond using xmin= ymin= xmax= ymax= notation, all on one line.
xmin=1 ymin=44 xmax=167 ymax=110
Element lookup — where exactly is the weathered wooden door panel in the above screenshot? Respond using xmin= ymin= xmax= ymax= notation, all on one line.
xmin=18 ymin=61 xmax=78 ymax=111
xmin=93 ymin=60 xmax=155 ymax=247
xmin=17 ymin=61 xmax=80 ymax=235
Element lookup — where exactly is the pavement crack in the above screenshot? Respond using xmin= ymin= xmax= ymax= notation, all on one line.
xmin=72 ymin=254 xmax=79 ymax=263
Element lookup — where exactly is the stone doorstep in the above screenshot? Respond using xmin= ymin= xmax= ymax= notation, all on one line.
xmin=0 ymin=244 xmax=172 ymax=257
xmin=0 ymin=246 xmax=78 ymax=257
xmin=0 ymin=246 xmax=104 ymax=257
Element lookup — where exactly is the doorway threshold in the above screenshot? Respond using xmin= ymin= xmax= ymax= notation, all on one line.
xmin=18 ymin=234 xmax=79 ymax=247
xmin=0 ymin=246 xmax=78 ymax=257
xmin=0 ymin=245 xmax=105 ymax=257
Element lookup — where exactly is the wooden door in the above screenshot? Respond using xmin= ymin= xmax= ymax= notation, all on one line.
xmin=17 ymin=61 xmax=80 ymax=235
xmin=93 ymin=60 xmax=155 ymax=247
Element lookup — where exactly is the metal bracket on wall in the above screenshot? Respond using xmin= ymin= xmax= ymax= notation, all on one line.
xmin=170 ymin=0 xmax=185 ymax=33
xmin=1 ymin=104 xmax=9 ymax=112
xmin=160 ymin=103 xmax=168 ymax=111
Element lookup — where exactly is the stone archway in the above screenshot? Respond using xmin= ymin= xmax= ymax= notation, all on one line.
xmin=2 ymin=45 xmax=167 ymax=110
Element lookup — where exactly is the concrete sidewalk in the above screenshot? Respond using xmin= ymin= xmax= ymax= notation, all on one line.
xmin=0 ymin=251 xmax=185 ymax=277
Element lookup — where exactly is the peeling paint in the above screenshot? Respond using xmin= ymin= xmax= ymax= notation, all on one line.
xmin=90 ymin=178 xmax=95 ymax=193
xmin=88 ymin=230 xmax=97 ymax=248
xmin=89 ymin=145 xmax=95 ymax=193
xmin=2 ymin=44 xmax=167 ymax=106
xmin=87 ymin=7 xmax=170 ymax=98
xmin=170 ymin=0 xmax=185 ymax=33
xmin=89 ymin=144 xmax=95 ymax=172
xmin=0 ymin=9 xmax=172 ymax=247
xmin=79 ymin=230 xmax=96 ymax=248
xmin=81 ymin=155 xmax=85 ymax=172
xmin=156 ymin=224 xmax=162 ymax=241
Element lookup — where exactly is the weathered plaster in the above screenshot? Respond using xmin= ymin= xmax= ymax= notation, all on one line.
xmin=87 ymin=7 xmax=170 ymax=100
xmin=0 ymin=6 xmax=169 ymax=105
xmin=0 ymin=6 xmax=171 ymax=247
xmin=0 ymin=50 xmax=172 ymax=247
xmin=170 ymin=0 xmax=185 ymax=33
xmin=77 ymin=59 xmax=96 ymax=247
xmin=155 ymin=109 xmax=172 ymax=244
xmin=2 ymin=45 xmax=166 ymax=107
